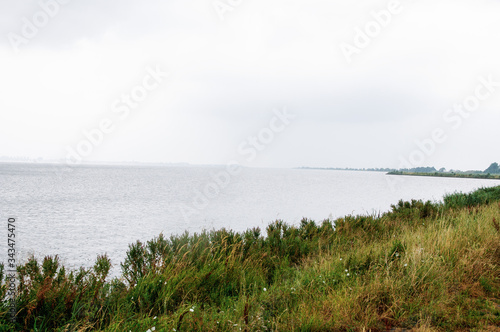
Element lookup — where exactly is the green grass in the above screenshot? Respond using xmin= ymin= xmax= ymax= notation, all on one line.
xmin=1 ymin=187 xmax=500 ymax=331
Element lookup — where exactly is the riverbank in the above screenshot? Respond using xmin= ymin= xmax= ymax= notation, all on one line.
xmin=1 ymin=186 xmax=500 ymax=331
xmin=388 ymin=170 xmax=500 ymax=180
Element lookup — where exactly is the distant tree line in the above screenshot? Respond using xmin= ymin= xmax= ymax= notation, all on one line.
xmin=298 ymin=167 xmax=395 ymax=172
xmin=484 ymin=162 xmax=500 ymax=174
xmin=399 ymin=162 xmax=500 ymax=175
xmin=300 ymin=162 xmax=500 ymax=175
xmin=399 ymin=167 xmax=437 ymax=173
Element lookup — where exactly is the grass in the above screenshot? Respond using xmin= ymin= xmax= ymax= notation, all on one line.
xmin=1 ymin=186 xmax=500 ymax=331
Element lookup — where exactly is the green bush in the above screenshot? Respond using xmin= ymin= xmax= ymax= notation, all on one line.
xmin=444 ymin=186 xmax=500 ymax=209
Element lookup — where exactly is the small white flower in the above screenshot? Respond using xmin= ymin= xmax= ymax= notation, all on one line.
xmin=404 ymin=264 xmax=408 ymax=267
xmin=323 ymin=281 xmax=326 ymax=284
xmin=340 ymin=258 xmax=342 ymax=261
xmin=395 ymin=253 xmax=399 ymax=257
xmin=345 ymin=269 xmax=348 ymax=272
xmin=189 ymin=308 xmax=194 ymax=312
xmin=263 ymin=288 xmax=267 ymax=292
xmin=173 ymin=329 xmax=177 ymax=332
xmin=346 ymin=273 xmax=350 ymax=276
xmin=154 ymin=316 xmax=157 ymax=320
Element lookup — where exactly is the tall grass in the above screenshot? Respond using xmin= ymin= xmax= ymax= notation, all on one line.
xmin=443 ymin=186 xmax=500 ymax=209
xmin=1 ymin=186 xmax=499 ymax=331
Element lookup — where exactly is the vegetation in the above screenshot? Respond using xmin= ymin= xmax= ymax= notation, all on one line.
xmin=389 ymin=162 xmax=500 ymax=180
xmin=1 ymin=186 xmax=500 ymax=331
xmin=388 ymin=171 xmax=500 ymax=180
xmin=485 ymin=163 xmax=500 ymax=174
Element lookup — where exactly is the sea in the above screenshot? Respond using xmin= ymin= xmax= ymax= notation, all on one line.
xmin=1 ymin=162 xmax=499 ymax=277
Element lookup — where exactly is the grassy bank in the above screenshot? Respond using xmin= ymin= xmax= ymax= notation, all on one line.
xmin=1 ymin=187 xmax=500 ymax=331
xmin=388 ymin=171 xmax=500 ymax=180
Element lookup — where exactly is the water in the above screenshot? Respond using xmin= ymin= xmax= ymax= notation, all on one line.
xmin=1 ymin=162 xmax=499 ymax=277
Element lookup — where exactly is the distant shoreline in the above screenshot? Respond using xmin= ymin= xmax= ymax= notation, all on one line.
xmin=387 ymin=171 xmax=500 ymax=180
xmin=296 ymin=167 xmax=392 ymax=172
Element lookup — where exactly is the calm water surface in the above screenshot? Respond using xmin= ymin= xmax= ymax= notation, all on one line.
xmin=1 ymin=163 xmax=499 ymax=276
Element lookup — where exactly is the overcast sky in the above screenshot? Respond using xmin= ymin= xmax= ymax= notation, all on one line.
xmin=1 ymin=0 xmax=499 ymax=170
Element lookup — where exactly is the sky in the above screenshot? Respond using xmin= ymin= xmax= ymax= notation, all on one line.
xmin=1 ymin=0 xmax=499 ymax=170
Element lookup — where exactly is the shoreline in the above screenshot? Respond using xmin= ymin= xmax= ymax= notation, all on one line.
xmin=387 ymin=171 xmax=500 ymax=180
